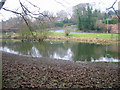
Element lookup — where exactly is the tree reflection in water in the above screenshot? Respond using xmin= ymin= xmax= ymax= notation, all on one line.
xmin=1 ymin=40 xmax=120 ymax=62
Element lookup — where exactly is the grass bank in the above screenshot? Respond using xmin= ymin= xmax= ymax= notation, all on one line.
xmin=49 ymin=32 xmax=119 ymax=40
xmin=1 ymin=32 xmax=120 ymax=44
xmin=47 ymin=32 xmax=119 ymax=44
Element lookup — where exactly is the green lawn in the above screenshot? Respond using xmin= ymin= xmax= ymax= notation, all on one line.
xmin=49 ymin=32 xmax=119 ymax=40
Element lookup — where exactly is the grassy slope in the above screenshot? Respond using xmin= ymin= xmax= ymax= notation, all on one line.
xmin=49 ymin=32 xmax=119 ymax=40
xmin=1 ymin=32 xmax=119 ymax=41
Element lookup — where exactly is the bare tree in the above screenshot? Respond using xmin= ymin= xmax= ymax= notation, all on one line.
xmin=107 ymin=0 xmax=120 ymax=19
xmin=1 ymin=0 xmax=54 ymax=41
xmin=0 ymin=0 xmax=6 ymax=10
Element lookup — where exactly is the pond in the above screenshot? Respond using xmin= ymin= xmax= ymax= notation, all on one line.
xmin=0 ymin=39 xmax=120 ymax=62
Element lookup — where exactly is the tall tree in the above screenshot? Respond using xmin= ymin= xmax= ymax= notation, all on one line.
xmin=76 ymin=8 xmax=82 ymax=30
xmin=56 ymin=10 xmax=68 ymax=20
xmin=1 ymin=0 xmax=54 ymax=41
xmin=75 ymin=4 xmax=96 ymax=31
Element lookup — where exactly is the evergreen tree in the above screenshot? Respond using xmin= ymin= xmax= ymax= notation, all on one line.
xmin=75 ymin=5 xmax=96 ymax=31
xmin=87 ymin=6 xmax=92 ymax=29
xmin=76 ymin=8 xmax=82 ymax=30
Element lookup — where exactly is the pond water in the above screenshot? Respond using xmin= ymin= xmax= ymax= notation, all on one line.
xmin=0 ymin=39 xmax=120 ymax=62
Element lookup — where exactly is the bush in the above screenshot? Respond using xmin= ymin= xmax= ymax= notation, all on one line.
xmin=20 ymin=27 xmax=32 ymax=39
xmin=54 ymin=22 xmax=64 ymax=27
xmin=105 ymin=19 xmax=118 ymax=24
xmin=65 ymin=29 xmax=70 ymax=36
xmin=54 ymin=19 xmax=75 ymax=27
xmin=37 ymin=32 xmax=47 ymax=41
xmin=67 ymin=23 xmax=73 ymax=26
xmin=64 ymin=26 xmax=71 ymax=36
xmin=94 ymin=21 xmax=106 ymax=32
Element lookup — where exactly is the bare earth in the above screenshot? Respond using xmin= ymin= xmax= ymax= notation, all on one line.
xmin=2 ymin=51 xmax=120 ymax=89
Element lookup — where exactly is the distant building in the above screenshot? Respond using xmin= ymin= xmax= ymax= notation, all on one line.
xmin=118 ymin=1 xmax=120 ymax=10
xmin=73 ymin=3 xmax=89 ymax=10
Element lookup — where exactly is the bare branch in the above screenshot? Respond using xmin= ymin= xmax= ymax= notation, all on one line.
xmin=112 ymin=7 xmax=120 ymax=19
xmin=19 ymin=0 xmax=52 ymax=22
xmin=54 ymin=0 xmax=72 ymax=18
xmin=26 ymin=0 xmax=41 ymax=11
xmin=2 ymin=0 xmax=55 ymax=40
xmin=3 ymin=8 xmax=22 ymax=15
xmin=107 ymin=0 xmax=117 ymax=10
xmin=106 ymin=0 xmax=120 ymax=19
xmin=3 ymin=7 xmax=35 ymax=38
xmin=0 ymin=0 xmax=6 ymax=10
xmin=54 ymin=0 xmax=65 ymax=7
xmin=19 ymin=0 xmax=36 ymax=37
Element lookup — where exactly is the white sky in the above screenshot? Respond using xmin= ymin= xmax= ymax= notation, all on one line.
xmin=0 ymin=0 xmax=119 ymax=21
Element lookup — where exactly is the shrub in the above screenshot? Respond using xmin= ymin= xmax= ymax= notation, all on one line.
xmin=65 ymin=29 xmax=70 ymax=36
xmin=37 ymin=32 xmax=47 ymax=41
xmin=54 ymin=22 xmax=64 ymax=27
xmin=94 ymin=21 xmax=106 ymax=32
xmin=64 ymin=26 xmax=71 ymax=36
xmin=105 ymin=19 xmax=118 ymax=24
xmin=67 ymin=23 xmax=73 ymax=26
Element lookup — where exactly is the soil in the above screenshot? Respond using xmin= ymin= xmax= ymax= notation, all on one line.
xmin=2 ymin=51 xmax=120 ymax=89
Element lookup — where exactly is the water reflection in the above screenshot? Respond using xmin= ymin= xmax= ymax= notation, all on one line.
xmin=52 ymin=48 xmax=73 ymax=60
xmin=0 ymin=47 xmax=20 ymax=55
xmin=91 ymin=57 xmax=119 ymax=62
xmin=31 ymin=47 xmax=42 ymax=57
xmin=1 ymin=40 xmax=120 ymax=62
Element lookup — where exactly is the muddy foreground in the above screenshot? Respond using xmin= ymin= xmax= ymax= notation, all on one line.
xmin=2 ymin=51 xmax=120 ymax=89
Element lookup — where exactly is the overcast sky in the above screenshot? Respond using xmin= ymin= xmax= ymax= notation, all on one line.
xmin=0 ymin=0 xmax=119 ymax=21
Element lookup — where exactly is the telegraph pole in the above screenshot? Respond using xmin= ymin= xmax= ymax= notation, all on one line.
xmin=106 ymin=10 xmax=109 ymax=33
xmin=107 ymin=18 xmax=109 ymax=33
